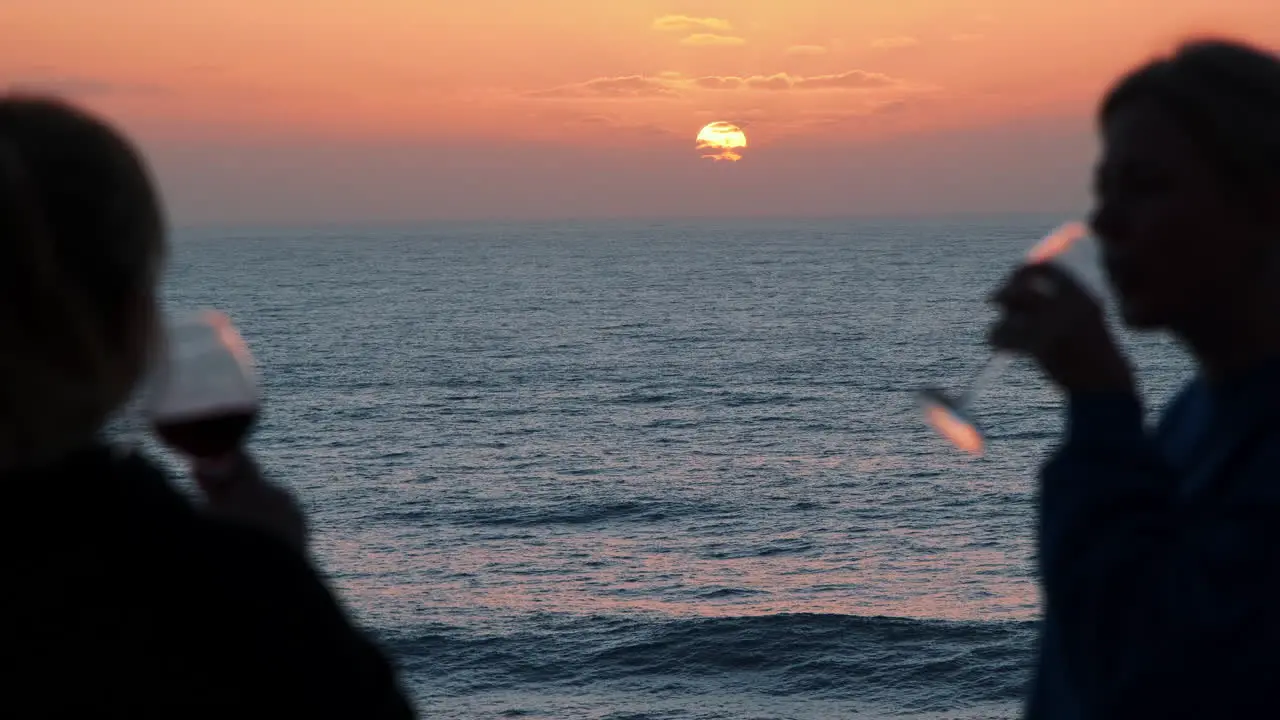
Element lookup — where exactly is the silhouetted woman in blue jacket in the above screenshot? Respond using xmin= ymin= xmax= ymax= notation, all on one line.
xmin=990 ymin=39 xmax=1280 ymax=719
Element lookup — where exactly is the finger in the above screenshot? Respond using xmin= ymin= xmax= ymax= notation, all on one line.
xmin=990 ymin=265 xmax=1057 ymax=308
xmin=1026 ymin=262 xmax=1099 ymax=307
xmin=192 ymin=451 xmax=262 ymax=499
xmin=992 ymin=294 xmax=1079 ymax=348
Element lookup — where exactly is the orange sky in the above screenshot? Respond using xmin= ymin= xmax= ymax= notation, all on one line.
xmin=3 ymin=0 xmax=1278 ymax=222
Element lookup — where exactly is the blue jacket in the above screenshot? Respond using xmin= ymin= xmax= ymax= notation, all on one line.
xmin=1027 ymin=360 xmax=1280 ymax=719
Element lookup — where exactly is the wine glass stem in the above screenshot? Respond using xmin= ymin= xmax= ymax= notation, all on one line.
xmin=956 ymin=351 xmax=1014 ymax=410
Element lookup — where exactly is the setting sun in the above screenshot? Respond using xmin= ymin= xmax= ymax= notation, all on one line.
xmin=696 ymin=122 xmax=747 ymax=162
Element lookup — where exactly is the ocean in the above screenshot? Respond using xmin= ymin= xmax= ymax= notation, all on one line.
xmin=148 ymin=216 xmax=1193 ymax=719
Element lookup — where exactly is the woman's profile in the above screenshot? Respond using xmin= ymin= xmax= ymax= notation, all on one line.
xmin=2 ymin=95 xmax=415 ymax=717
xmin=990 ymin=39 xmax=1280 ymax=718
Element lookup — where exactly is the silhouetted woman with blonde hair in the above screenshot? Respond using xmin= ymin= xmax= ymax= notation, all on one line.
xmin=2 ymin=95 xmax=415 ymax=717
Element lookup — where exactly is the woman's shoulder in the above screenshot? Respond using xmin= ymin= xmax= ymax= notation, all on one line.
xmin=60 ymin=446 xmax=311 ymax=586
xmin=108 ymin=449 xmax=307 ymax=570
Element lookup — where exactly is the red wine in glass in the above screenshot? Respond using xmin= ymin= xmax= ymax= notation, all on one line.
xmin=154 ymin=409 xmax=257 ymax=459
xmin=147 ymin=310 xmax=261 ymax=460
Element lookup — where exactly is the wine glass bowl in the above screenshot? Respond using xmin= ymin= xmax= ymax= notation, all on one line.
xmin=918 ymin=386 xmax=985 ymax=455
xmin=1026 ymin=221 xmax=1088 ymax=265
xmin=146 ymin=310 xmax=260 ymax=459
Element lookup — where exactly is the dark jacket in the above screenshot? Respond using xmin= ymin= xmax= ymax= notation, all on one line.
xmin=8 ymin=445 xmax=416 ymax=718
xmin=1027 ymin=360 xmax=1280 ymax=718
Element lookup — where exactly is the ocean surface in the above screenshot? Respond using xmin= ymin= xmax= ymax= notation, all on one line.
xmin=144 ymin=217 xmax=1193 ymax=719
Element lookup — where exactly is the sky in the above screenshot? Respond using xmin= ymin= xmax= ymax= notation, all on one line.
xmin=2 ymin=0 xmax=1278 ymax=223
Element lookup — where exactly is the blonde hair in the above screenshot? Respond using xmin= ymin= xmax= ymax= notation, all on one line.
xmin=0 ymin=95 xmax=165 ymax=467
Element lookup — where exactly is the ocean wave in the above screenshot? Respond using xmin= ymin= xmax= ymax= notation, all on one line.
xmin=613 ymin=390 xmax=683 ymax=405
xmin=383 ymin=497 xmax=734 ymax=528
xmin=388 ymin=612 xmax=1034 ymax=711
xmin=985 ymin=429 xmax=1059 ymax=442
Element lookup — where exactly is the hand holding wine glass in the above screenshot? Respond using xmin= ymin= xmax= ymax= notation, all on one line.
xmin=988 ymin=262 xmax=1134 ymax=394
xmin=147 ymin=310 xmax=306 ymax=550
xmin=916 ymin=221 xmax=1117 ymax=454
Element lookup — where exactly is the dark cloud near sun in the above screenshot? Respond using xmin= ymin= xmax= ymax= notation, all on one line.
xmin=527 ymin=75 xmax=680 ymax=99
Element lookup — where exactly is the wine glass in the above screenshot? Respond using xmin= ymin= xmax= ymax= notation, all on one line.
xmin=917 ymin=221 xmax=1105 ymax=455
xmin=145 ymin=310 xmax=260 ymax=460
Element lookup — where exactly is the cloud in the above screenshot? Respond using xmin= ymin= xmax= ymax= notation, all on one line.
xmin=528 ymin=69 xmax=906 ymax=100
xmin=527 ymin=75 xmax=680 ymax=99
xmin=795 ymin=69 xmax=898 ymax=90
xmin=703 ymin=150 xmax=741 ymax=162
xmin=693 ymin=70 xmax=899 ymax=92
xmin=694 ymin=76 xmax=745 ymax=90
xmin=870 ymin=36 xmax=920 ymax=49
xmin=4 ymin=72 xmax=168 ymax=99
xmin=746 ymin=74 xmax=795 ymax=91
xmin=786 ymin=45 xmax=829 ymax=56
xmin=651 ymin=15 xmax=732 ymax=33
xmin=951 ymin=33 xmax=985 ymax=43
xmin=680 ymin=33 xmax=746 ymax=47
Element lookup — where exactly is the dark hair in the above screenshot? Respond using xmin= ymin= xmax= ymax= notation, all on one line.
xmin=0 ymin=95 xmax=166 ymax=465
xmin=1099 ymin=38 xmax=1280 ymax=203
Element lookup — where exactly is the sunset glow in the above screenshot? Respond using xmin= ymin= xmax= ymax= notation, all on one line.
xmin=3 ymin=0 xmax=1276 ymax=221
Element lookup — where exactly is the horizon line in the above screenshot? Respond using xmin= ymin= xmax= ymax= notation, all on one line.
xmin=172 ymin=209 xmax=1079 ymax=232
